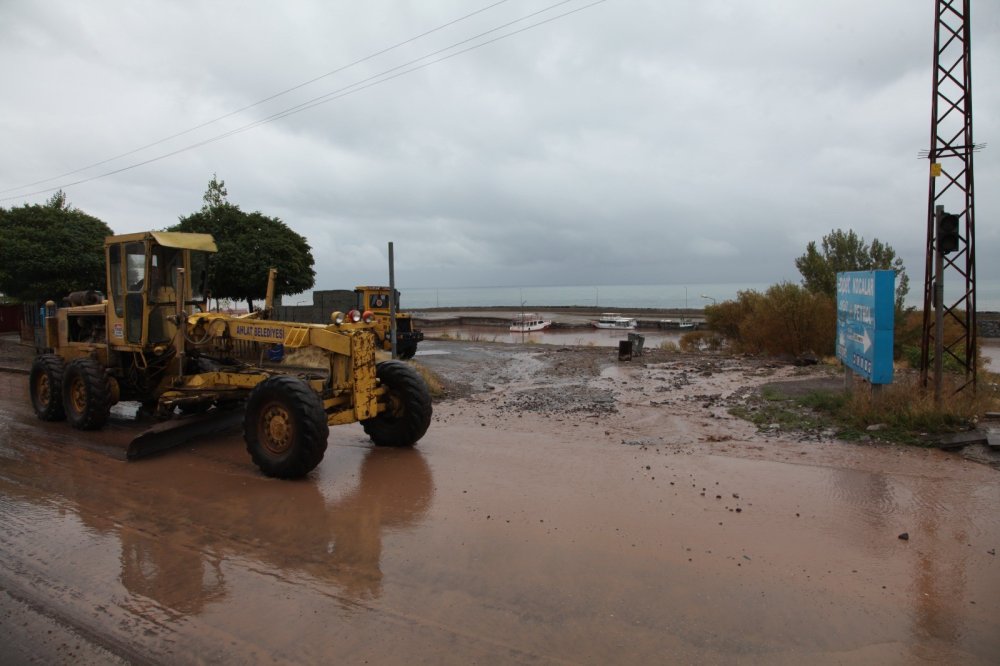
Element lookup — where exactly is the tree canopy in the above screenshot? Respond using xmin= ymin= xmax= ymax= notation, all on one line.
xmin=170 ymin=176 xmax=316 ymax=310
xmin=795 ymin=229 xmax=909 ymax=312
xmin=0 ymin=191 xmax=113 ymax=302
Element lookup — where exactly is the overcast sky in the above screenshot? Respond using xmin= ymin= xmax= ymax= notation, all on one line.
xmin=2 ymin=0 xmax=998 ymax=297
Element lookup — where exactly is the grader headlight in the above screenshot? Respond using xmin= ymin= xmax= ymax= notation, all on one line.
xmin=347 ymin=309 xmax=362 ymax=323
xmin=331 ymin=311 xmax=345 ymax=325
xmin=362 ymin=310 xmax=375 ymax=324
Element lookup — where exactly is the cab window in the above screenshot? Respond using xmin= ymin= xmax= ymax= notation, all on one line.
xmin=190 ymin=251 xmax=210 ymax=302
xmin=108 ymin=244 xmax=124 ymax=316
xmin=126 ymin=242 xmax=146 ymax=292
xmin=149 ymin=245 xmax=181 ymax=303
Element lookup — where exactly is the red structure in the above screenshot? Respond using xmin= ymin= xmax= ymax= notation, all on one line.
xmin=0 ymin=304 xmax=23 ymax=334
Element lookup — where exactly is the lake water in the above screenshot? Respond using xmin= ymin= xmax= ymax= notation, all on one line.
xmin=398 ymin=279 xmax=1000 ymax=312
xmin=420 ymin=324 xmax=1000 ymax=372
xmin=423 ymin=325 xmax=686 ymax=349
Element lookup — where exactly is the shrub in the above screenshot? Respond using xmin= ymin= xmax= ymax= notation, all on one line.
xmin=706 ymin=283 xmax=835 ymax=357
xmin=896 ymin=309 xmax=982 ymax=369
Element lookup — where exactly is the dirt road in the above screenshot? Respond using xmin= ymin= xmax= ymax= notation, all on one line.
xmin=1 ymin=340 xmax=998 ymax=664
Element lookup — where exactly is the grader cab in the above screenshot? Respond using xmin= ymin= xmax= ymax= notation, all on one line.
xmin=354 ymin=286 xmax=423 ymax=360
xmin=29 ymin=231 xmax=432 ymax=478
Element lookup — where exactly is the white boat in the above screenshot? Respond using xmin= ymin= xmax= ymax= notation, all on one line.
xmin=510 ymin=313 xmax=552 ymax=332
xmin=592 ymin=313 xmax=637 ymax=330
xmin=659 ymin=318 xmax=695 ymax=330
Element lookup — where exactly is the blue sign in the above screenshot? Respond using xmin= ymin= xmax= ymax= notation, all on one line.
xmin=836 ymin=270 xmax=895 ymax=384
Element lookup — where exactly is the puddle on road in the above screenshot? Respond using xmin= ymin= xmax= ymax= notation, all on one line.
xmin=1 ymin=372 xmax=998 ymax=663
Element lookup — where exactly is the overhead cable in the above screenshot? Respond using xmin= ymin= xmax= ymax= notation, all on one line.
xmin=0 ymin=0 xmax=512 ymax=195
xmin=1 ymin=0 xmax=606 ymax=202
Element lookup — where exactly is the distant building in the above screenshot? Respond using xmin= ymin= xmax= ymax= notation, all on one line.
xmin=273 ymin=290 xmax=356 ymax=324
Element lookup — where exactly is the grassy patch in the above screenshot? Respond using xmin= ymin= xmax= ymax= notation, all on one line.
xmin=732 ymin=369 xmax=1000 ymax=445
xmin=408 ymin=360 xmax=447 ymax=400
xmin=730 ymin=388 xmax=831 ymax=434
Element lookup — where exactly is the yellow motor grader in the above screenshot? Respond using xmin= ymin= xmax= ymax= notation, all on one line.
xmin=353 ymin=285 xmax=423 ymax=360
xmin=28 ymin=231 xmax=432 ymax=478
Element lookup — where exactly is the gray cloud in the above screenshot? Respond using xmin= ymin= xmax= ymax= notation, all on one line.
xmin=2 ymin=0 xmax=998 ymax=301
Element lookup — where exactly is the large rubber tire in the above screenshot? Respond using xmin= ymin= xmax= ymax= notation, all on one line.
xmin=30 ymin=354 xmax=67 ymax=421
xmin=362 ymin=360 xmax=432 ymax=447
xmin=62 ymin=358 xmax=112 ymax=430
xmin=396 ymin=343 xmax=417 ymax=360
xmin=244 ymin=375 xmax=329 ymax=478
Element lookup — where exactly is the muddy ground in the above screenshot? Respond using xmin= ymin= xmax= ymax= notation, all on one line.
xmin=0 ymin=336 xmax=998 ymax=664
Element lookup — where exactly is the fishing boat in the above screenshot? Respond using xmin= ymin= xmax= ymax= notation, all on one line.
xmin=659 ymin=287 xmax=695 ymax=330
xmin=592 ymin=313 xmax=637 ymax=330
xmin=659 ymin=318 xmax=695 ymax=330
xmin=510 ymin=313 xmax=552 ymax=332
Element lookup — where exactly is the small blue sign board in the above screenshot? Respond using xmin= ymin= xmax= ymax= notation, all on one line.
xmin=836 ymin=270 xmax=895 ymax=384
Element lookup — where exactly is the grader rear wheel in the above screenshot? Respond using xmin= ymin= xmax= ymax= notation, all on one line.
xmin=30 ymin=354 xmax=66 ymax=421
xmin=244 ymin=376 xmax=329 ymax=478
xmin=62 ymin=358 xmax=112 ymax=430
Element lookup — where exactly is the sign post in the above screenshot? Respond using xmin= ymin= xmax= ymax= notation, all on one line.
xmin=836 ymin=270 xmax=895 ymax=386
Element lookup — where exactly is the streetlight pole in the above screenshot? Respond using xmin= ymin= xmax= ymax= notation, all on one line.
xmin=700 ymin=294 xmax=716 ymax=306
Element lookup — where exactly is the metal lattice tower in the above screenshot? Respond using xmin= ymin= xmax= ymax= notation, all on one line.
xmin=920 ymin=0 xmax=979 ymax=393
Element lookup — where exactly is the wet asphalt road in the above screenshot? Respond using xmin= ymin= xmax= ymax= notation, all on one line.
xmin=0 ymin=341 xmax=999 ymax=664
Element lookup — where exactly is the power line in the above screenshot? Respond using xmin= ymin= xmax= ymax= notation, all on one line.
xmin=1 ymin=0 xmax=513 ymax=195
xmin=196 ymin=0 xmax=586 ymax=145
xmin=1 ymin=0 xmax=605 ymax=202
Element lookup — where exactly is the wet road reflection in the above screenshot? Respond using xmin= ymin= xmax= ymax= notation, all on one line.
xmin=117 ymin=450 xmax=433 ymax=614
xmin=823 ymin=465 xmax=988 ymax=656
xmin=0 ymin=419 xmax=433 ymax=617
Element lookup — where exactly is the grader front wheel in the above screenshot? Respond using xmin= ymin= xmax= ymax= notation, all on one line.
xmin=244 ymin=376 xmax=329 ymax=478
xmin=362 ymin=360 xmax=432 ymax=447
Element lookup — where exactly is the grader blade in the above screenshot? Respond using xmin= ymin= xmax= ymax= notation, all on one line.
xmin=126 ymin=409 xmax=245 ymax=460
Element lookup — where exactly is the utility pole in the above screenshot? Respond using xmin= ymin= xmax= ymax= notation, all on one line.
xmin=919 ymin=0 xmax=981 ymax=394
xmin=388 ymin=242 xmax=397 ymax=359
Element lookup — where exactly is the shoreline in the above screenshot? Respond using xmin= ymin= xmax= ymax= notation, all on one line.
xmin=411 ymin=306 xmax=706 ymax=330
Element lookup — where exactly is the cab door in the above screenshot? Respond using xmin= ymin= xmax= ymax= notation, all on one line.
xmin=107 ymin=241 xmax=148 ymax=347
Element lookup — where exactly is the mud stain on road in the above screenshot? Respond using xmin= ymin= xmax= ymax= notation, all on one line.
xmin=1 ymin=343 xmax=999 ymax=663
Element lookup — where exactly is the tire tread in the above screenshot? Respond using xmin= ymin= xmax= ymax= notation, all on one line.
xmin=362 ymin=360 xmax=432 ymax=447
xmin=244 ymin=375 xmax=329 ymax=478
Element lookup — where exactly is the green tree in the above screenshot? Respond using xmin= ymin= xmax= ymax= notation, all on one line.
xmin=203 ymin=173 xmax=228 ymax=208
xmin=795 ymin=229 xmax=909 ymax=312
xmin=170 ymin=177 xmax=316 ymax=311
xmin=0 ymin=191 xmax=113 ymax=302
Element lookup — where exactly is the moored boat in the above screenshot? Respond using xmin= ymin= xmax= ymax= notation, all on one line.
xmin=592 ymin=313 xmax=637 ymax=330
xmin=510 ymin=313 xmax=552 ymax=332
xmin=659 ymin=318 xmax=695 ymax=330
